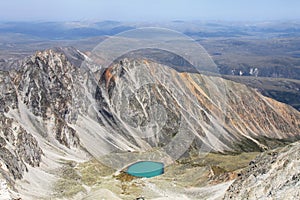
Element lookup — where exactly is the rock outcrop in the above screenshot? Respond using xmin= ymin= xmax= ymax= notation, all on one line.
xmin=0 ymin=114 xmax=42 ymax=182
xmin=224 ymin=142 xmax=300 ymax=200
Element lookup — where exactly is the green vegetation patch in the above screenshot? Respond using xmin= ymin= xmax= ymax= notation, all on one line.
xmin=53 ymin=179 xmax=85 ymax=197
xmin=53 ymin=161 xmax=86 ymax=198
xmin=179 ymin=151 xmax=259 ymax=173
xmin=78 ymin=159 xmax=114 ymax=186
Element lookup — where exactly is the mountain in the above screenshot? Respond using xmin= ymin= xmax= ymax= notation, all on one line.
xmin=1 ymin=21 xmax=300 ymax=114
xmin=0 ymin=48 xmax=299 ymax=199
xmin=223 ymin=75 xmax=300 ymax=111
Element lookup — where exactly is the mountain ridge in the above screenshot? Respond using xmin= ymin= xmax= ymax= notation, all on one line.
xmin=0 ymin=48 xmax=299 ymax=199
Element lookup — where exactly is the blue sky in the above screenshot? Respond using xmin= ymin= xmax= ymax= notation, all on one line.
xmin=1 ymin=0 xmax=300 ymax=21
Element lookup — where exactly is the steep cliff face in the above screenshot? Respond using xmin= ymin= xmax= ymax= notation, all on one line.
xmin=15 ymin=50 xmax=81 ymax=147
xmin=0 ymin=70 xmax=43 ymax=186
xmin=0 ymin=48 xmax=299 ymax=199
xmin=0 ymin=71 xmax=18 ymax=113
xmin=0 ymin=115 xmax=42 ymax=181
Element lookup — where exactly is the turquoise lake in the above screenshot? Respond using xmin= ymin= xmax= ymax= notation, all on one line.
xmin=126 ymin=161 xmax=164 ymax=178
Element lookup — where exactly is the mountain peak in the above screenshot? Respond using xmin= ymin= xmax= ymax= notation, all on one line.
xmin=0 ymin=48 xmax=299 ymax=199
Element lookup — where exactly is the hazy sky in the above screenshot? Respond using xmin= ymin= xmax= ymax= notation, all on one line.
xmin=1 ymin=0 xmax=300 ymax=21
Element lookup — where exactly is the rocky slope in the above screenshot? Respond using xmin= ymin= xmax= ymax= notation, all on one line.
xmin=223 ymin=75 xmax=300 ymax=111
xmin=95 ymin=58 xmax=300 ymax=152
xmin=224 ymin=142 xmax=300 ymax=200
xmin=0 ymin=48 xmax=299 ymax=199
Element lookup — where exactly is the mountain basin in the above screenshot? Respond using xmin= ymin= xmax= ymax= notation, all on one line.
xmin=126 ymin=161 xmax=164 ymax=178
